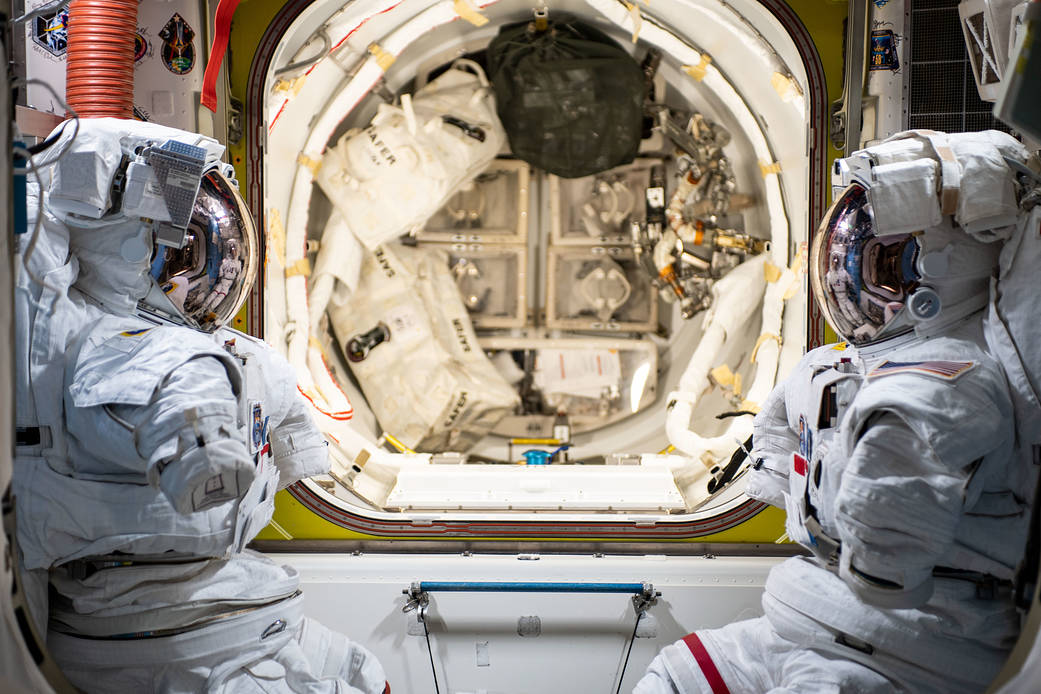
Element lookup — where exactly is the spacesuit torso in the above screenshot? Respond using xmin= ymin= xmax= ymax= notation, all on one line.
xmin=747 ymin=319 xmax=1026 ymax=682
xmin=14 ymin=309 xmax=326 ymax=625
xmin=20 ymin=310 xmax=387 ymax=694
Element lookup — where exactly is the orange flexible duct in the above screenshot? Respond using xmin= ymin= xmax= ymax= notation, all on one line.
xmin=65 ymin=0 xmax=137 ymax=118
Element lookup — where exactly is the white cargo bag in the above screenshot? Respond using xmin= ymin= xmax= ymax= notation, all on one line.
xmin=316 ymin=59 xmax=505 ymax=250
xmin=327 ymin=242 xmax=519 ymax=452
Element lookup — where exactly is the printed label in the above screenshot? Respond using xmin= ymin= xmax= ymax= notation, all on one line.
xmin=533 ymin=349 xmax=621 ymax=399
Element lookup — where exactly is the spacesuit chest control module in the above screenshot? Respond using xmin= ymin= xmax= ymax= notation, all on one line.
xmin=14 ymin=119 xmax=388 ymax=694
xmin=637 ymin=129 xmax=1041 ymax=694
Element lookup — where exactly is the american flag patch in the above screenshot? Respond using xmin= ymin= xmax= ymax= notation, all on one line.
xmin=868 ymin=360 xmax=975 ymax=380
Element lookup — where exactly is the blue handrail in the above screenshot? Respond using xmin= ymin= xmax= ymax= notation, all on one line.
xmin=417 ymin=581 xmax=648 ymax=593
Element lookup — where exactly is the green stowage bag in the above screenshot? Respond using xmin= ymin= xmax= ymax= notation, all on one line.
xmin=486 ymin=17 xmax=646 ymax=179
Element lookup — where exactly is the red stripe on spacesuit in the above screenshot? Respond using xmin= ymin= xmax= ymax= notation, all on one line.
xmin=682 ymin=633 xmax=732 ymax=694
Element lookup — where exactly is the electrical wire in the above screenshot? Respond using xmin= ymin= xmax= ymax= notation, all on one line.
xmin=14 ymin=171 xmax=62 ymax=297
xmin=12 ymin=78 xmax=80 ymax=175
xmin=420 ymin=606 xmax=441 ymax=694
xmin=613 ymin=611 xmax=643 ymax=694
xmin=272 ymin=27 xmax=331 ymax=76
xmin=12 ymin=79 xmax=79 ymax=294
xmin=10 ymin=0 xmax=71 ymax=25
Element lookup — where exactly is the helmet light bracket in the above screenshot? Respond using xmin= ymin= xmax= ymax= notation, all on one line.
xmin=123 ymin=139 xmax=209 ymax=251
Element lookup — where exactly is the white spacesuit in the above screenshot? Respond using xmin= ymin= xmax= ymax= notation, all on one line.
xmin=636 ymin=130 xmax=1039 ymax=694
xmin=12 ymin=119 xmax=388 ymax=693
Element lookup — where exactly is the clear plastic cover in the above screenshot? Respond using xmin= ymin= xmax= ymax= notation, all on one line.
xmin=415 ymin=160 xmax=529 ymax=244
xmin=550 ymin=159 xmax=664 ymax=245
xmin=481 ymin=337 xmax=659 ymax=437
xmin=442 ymin=245 xmax=527 ymax=328
xmin=546 ymin=247 xmax=658 ymax=330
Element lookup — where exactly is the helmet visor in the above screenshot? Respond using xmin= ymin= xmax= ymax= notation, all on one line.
xmin=810 ymin=183 xmax=920 ymax=346
xmin=150 ymin=170 xmax=257 ymax=332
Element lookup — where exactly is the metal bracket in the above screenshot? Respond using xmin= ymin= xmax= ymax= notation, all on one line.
xmin=654 ymin=108 xmax=702 ymax=159
xmin=402 ymin=581 xmax=430 ymax=614
xmin=631 ymin=582 xmax=661 ymax=614
xmin=227 ymin=97 xmax=244 ymax=147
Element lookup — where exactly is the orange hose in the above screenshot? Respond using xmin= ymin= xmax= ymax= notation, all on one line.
xmin=66 ymin=0 xmax=137 ymax=118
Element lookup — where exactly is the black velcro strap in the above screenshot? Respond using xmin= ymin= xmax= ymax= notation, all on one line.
xmin=15 ymin=427 xmax=41 ymax=447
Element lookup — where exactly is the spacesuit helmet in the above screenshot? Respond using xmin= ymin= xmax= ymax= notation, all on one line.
xmin=147 ymin=168 xmax=258 ymax=332
xmin=810 ymin=129 xmax=1030 ymax=348
xmin=809 ymin=182 xmax=922 ymax=347
xmin=42 ymin=118 xmax=257 ymax=333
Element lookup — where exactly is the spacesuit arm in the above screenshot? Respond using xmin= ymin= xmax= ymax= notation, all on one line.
xmin=110 ymin=355 xmax=256 ymax=514
xmin=834 ymin=412 xmax=968 ymax=609
xmin=746 ymin=379 xmax=799 ymax=508
xmin=268 ymin=393 xmax=330 ymax=490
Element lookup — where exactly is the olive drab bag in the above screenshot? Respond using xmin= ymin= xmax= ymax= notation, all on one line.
xmin=486 ymin=17 xmax=646 ymax=179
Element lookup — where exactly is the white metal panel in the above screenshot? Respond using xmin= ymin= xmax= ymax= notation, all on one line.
xmin=276 ymin=552 xmax=783 ymax=694
xmin=386 ymin=465 xmax=687 ymax=511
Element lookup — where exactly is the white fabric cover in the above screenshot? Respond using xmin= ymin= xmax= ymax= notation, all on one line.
xmin=865 ymin=158 xmax=942 ymax=236
xmin=316 ymin=60 xmax=505 ymax=251
xmin=46 ymin=118 xmax=224 ymax=222
xmin=48 ymin=592 xmax=386 ymax=694
xmin=985 ymin=206 xmax=1041 ymax=459
xmin=855 ymin=130 xmax=1029 ymax=235
xmin=327 ymin=242 xmax=518 ymax=451
xmin=48 ymin=550 xmax=301 ymax=637
xmin=983 ymin=207 xmax=1041 ymax=694
xmin=634 ymin=615 xmax=894 ymax=694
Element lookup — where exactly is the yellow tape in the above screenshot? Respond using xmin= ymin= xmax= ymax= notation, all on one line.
xmin=308 ymin=336 xmax=324 ymax=352
xmin=751 ymin=333 xmax=782 ymax=363
xmin=368 ymin=42 xmax=396 ymax=71
xmin=790 ymin=244 xmax=805 ymax=275
xmin=763 ymin=261 xmax=783 ymax=283
xmin=355 ymin=449 xmax=371 ymax=467
xmin=285 ymin=258 xmax=311 ymax=278
xmin=297 ymin=153 xmax=322 ymax=177
xmin=699 ymin=451 xmax=718 ymax=469
xmin=266 ymin=209 xmax=287 ymax=268
xmin=732 ymin=372 xmax=743 ymax=398
xmin=683 ymin=54 xmax=712 ymax=81
xmin=782 ymin=275 xmax=801 ymax=301
xmin=658 ymin=444 xmax=676 ymax=455
xmin=624 ymin=2 xmax=642 ymax=42
xmin=511 ymin=438 xmax=562 ymax=446
xmin=831 ymin=342 xmax=848 ymax=351
xmin=780 ymin=244 xmax=805 ymax=300
xmin=453 ymin=0 xmax=489 ymax=26
xmin=273 ymin=75 xmax=306 ymax=96
xmin=710 ymin=364 xmax=735 ymax=387
xmin=759 ymin=160 xmax=782 ymax=177
xmin=738 ymin=399 xmax=761 ymax=414
xmin=770 ymin=71 xmax=802 ymax=102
